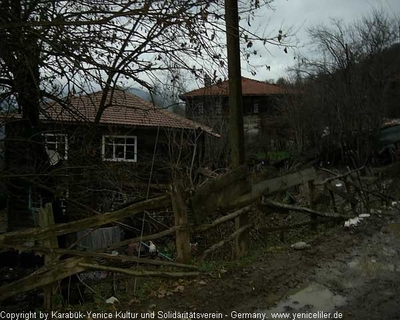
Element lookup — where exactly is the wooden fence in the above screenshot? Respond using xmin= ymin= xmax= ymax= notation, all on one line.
xmin=0 ymin=163 xmax=388 ymax=306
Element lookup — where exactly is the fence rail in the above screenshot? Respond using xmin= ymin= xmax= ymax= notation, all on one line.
xmin=0 ymin=164 xmax=383 ymax=306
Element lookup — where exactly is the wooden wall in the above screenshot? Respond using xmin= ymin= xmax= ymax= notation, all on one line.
xmin=3 ymin=120 xmax=203 ymax=229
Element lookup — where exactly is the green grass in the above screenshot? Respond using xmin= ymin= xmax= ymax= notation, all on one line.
xmin=267 ymin=150 xmax=291 ymax=162
xmin=251 ymin=150 xmax=291 ymax=163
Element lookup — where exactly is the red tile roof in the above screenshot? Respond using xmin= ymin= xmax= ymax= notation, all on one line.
xmin=180 ymin=77 xmax=294 ymax=99
xmin=6 ymin=90 xmax=219 ymax=137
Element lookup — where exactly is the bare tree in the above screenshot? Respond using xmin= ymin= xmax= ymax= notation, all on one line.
xmin=283 ymin=8 xmax=400 ymax=165
xmin=0 ymin=0 xmax=294 ymax=225
xmin=0 ymin=0 xmax=289 ymax=122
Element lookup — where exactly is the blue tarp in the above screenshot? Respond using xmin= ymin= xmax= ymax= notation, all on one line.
xmin=379 ymin=125 xmax=400 ymax=148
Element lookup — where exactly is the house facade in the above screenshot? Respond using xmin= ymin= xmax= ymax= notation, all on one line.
xmin=179 ymin=77 xmax=295 ymax=150
xmin=2 ymin=89 xmax=218 ymax=231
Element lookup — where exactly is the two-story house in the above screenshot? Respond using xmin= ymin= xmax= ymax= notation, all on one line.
xmin=179 ymin=77 xmax=295 ymax=163
xmin=1 ymin=89 xmax=218 ymax=231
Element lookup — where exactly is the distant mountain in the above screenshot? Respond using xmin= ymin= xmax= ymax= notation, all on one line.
xmin=126 ymin=87 xmax=173 ymax=109
xmin=126 ymin=87 xmax=186 ymax=116
xmin=127 ymin=87 xmax=152 ymax=102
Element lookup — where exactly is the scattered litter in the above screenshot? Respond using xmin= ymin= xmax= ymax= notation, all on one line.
xmin=220 ymin=268 xmax=227 ymax=274
xmin=128 ymin=298 xmax=140 ymax=305
xmin=172 ymin=285 xmax=185 ymax=293
xmin=110 ymin=251 xmax=119 ymax=256
xmin=149 ymin=241 xmax=157 ymax=254
xmin=190 ymin=242 xmax=199 ymax=252
xmin=344 ymin=217 xmax=361 ymax=227
xmin=291 ymin=242 xmax=311 ymax=250
xmin=335 ymin=182 xmax=343 ymax=188
xmin=140 ymin=241 xmax=173 ymax=261
xmin=392 ymin=201 xmax=398 ymax=207
xmin=344 ymin=212 xmax=372 ymax=227
xmin=157 ymin=289 xmax=167 ymax=298
xmin=106 ymin=296 xmax=119 ymax=304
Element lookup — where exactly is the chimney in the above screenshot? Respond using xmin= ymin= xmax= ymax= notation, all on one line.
xmin=204 ymin=74 xmax=212 ymax=88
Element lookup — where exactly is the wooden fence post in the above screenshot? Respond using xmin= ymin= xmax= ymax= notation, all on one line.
xmin=278 ymin=209 xmax=288 ymax=243
xmin=327 ymin=186 xmax=338 ymax=213
xmin=170 ymin=182 xmax=191 ymax=264
xmin=345 ymin=179 xmax=357 ymax=214
xmin=235 ymin=213 xmax=249 ymax=258
xmin=308 ymin=180 xmax=317 ymax=231
xmin=38 ymin=203 xmax=59 ymax=310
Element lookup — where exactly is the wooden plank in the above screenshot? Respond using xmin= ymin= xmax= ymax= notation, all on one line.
xmin=0 ymin=257 xmax=87 ymax=301
xmin=0 ymin=195 xmax=171 ymax=245
xmin=106 ymin=225 xmax=179 ymax=251
xmin=38 ymin=203 xmax=59 ymax=310
xmin=232 ymin=167 xmax=317 ymax=207
xmin=78 ymin=263 xmax=200 ymax=278
xmin=193 ymin=204 xmax=255 ymax=234
xmin=38 ymin=204 xmax=58 ymax=250
xmin=4 ymin=245 xmax=200 ymax=270
xmin=261 ymin=199 xmax=344 ymax=218
xmin=201 ymin=223 xmax=252 ymax=260
xmin=191 ymin=166 xmax=251 ymax=222
xmin=253 ymin=167 xmax=317 ymax=196
xmin=170 ymin=182 xmax=191 ymax=264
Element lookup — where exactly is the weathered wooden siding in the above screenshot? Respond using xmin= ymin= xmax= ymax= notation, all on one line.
xmin=3 ymin=120 xmax=202 ymax=229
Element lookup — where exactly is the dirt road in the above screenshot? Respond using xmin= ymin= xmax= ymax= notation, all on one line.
xmin=135 ymin=208 xmax=400 ymax=320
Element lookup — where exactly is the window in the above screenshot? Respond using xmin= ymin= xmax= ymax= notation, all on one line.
xmin=44 ymin=133 xmax=68 ymax=164
xmin=102 ymin=135 xmax=137 ymax=162
xmin=253 ymin=100 xmax=259 ymax=114
xmin=195 ymin=101 xmax=204 ymax=115
xmin=215 ymin=100 xmax=222 ymax=114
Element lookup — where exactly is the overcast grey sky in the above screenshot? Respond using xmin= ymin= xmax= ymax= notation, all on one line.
xmin=242 ymin=0 xmax=400 ymax=82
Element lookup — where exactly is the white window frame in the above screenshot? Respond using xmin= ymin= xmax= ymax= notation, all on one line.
xmin=102 ymin=135 xmax=137 ymax=162
xmin=44 ymin=133 xmax=68 ymax=160
xmin=253 ymin=100 xmax=259 ymax=114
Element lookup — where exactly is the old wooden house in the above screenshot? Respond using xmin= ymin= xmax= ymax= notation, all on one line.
xmin=180 ymin=77 xmax=295 ymax=149
xmin=2 ymin=89 xmax=218 ymax=231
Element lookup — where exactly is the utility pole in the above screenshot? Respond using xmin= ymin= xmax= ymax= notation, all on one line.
xmin=225 ymin=0 xmax=247 ymax=257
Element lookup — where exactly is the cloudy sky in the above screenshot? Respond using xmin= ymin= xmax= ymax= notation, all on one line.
xmin=241 ymin=0 xmax=400 ymax=82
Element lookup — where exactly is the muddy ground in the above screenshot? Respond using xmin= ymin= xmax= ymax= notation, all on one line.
xmin=129 ymin=207 xmax=400 ymax=320
xmin=2 ymin=190 xmax=399 ymax=319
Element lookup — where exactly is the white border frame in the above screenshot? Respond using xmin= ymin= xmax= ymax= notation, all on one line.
xmin=102 ymin=135 xmax=137 ymax=162
xmin=44 ymin=133 xmax=68 ymax=160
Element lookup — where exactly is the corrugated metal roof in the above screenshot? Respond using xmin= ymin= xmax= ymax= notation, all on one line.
xmin=180 ymin=77 xmax=294 ymax=99
xmin=6 ymin=90 xmax=220 ymax=137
